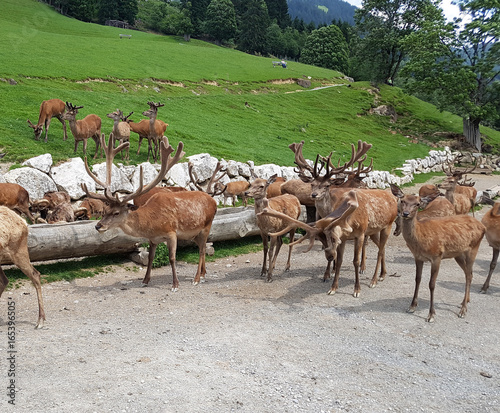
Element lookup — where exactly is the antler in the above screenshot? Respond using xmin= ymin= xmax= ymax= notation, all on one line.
xmin=188 ymin=161 xmax=227 ymax=196
xmin=147 ymin=101 xmax=165 ymax=109
xmin=443 ymin=153 xmax=477 ymax=179
xmin=121 ymin=111 xmax=134 ymax=122
xmin=65 ymin=101 xmax=84 ymax=111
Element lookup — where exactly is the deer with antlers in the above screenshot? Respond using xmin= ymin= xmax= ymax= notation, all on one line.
xmin=441 ymin=156 xmax=477 ymax=215
xmin=139 ymin=101 xmax=169 ymax=163
xmin=188 ymin=161 xmax=227 ymax=197
xmin=290 ymin=140 xmax=398 ymax=296
xmin=62 ymin=102 xmax=102 ymax=159
xmin=245 ymin=175 xmax=301 ymax=282
xmin=27 ymin=98 xmax=68 ymax=142
xmin=107 ymin=109 xmax=132 ymax=161
xmin=390 ymin=184 xmax=485 ymax=322
xmin=82 ymin=133 xmax=217 ymax=291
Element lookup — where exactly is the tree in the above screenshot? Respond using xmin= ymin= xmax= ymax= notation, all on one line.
xmin=203 ymin=0 xmax=237 ymax=44
xmin=401 ymin=0 xmax=500 ymax=151
xmin=237 ymin=0 xmax=270 ymax=55
xmin=300 ymin=24 xmax=349 ymax=72
xmin=265 ymin=0 xmax=291 ymax=29
xmin=352 ymin=0 xmax=438 ymax=84
xmin=97 ymin=0 xmax=138 ymax=25
xmin=266 ymin=23 xmax=286 ymax=57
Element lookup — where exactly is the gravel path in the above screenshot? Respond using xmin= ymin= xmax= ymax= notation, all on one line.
xmin=1 ymin=174 xmax=500 ymax=412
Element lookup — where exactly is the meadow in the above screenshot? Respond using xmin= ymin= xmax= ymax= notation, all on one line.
xmin=2 ymin=0 xmax=499 ymax=171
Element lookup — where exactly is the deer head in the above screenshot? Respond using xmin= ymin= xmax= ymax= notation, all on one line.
xmin=188 ymin=161 xmax=227 ymax=196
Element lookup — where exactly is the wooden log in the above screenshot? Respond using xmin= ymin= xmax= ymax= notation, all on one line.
xmin=0 ymin=206 xmax=306 ymax=265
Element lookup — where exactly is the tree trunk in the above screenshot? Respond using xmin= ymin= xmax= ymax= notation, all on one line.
xmin=463 ymin=118 xmax=482 ymax=152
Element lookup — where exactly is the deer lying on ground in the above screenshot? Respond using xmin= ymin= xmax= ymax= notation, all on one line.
xmin=62 ymin=102 xmax=102 ymax=159
xmin=0 ymin=206 xmax=45 ymax=328
xmin=245 ymin=175 xmax=301 ymax=282
xmin=31 ymin=191 xmax=86 ymax=224
xmin=107 ymin=109 xmax=132 ymax=161
xmin=27 ymin=98 xmax=68 ymax=142
xmin=290 ymin=140 xmax=397 ymax=296
xmin=480 ymin=201 xmax=500 ymax=294
xmin=390 ymin=184 xmax=485 ymax=322
xmin=82 ymin=133 xmax=217 ymax=291
xmin=0 ymin=183 xmax=35 ymax=224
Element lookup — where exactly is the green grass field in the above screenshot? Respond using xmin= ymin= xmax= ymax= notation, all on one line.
xmin=1 ymin=0 xmax=498 ymax=170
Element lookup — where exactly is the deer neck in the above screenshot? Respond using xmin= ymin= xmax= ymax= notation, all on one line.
xmin=443 ymin=186 xmax=455 ymax=204
xmin=400 ymin=213 xmax=419 ymax=247
xmin=148 ymin=116 xmax=156 ymax=135
xmin=253 ymin=196 xmax=267 ymax=214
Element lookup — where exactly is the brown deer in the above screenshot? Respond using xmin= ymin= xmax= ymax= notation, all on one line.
xmin=245 ymin=175 xmax=301 ymax=282
xmin=141 ymin=101 xmax=169 ymax=163
xmin=0 ymin=183 xmax=35 ymax=223
xmin=127 ymin=118 xmax=168 ymax=162
xmin=290 ymin=140 xmax=397 ymax=296
xmin=62 ymin=102 xmax=102 ymax=159
xmin=266 ymin=176 xmax=285 ymax=198
xmin=27 ymin=98 xmax=68 ymax=142
xmin=213 ymin=181 xmax=251 ymax=206
xmin=78 ymin=198 xmax=107 ymax=220
xmin=82 ymin=133 xmax=217 ymax=291
xmin=0 ymin=206 xmax=45 ymax=328
xmin=390 ymin=184 xmax=485 ymax=322
xmin=480 ymin=201 xmax=500 ymax=293
xmin=441 ymin=157 xmax=477 ymax=215
xmin=107 ymin=109 xmax=132 ymax=161
xmin=133 ymin=186 xmax=188 ymax=208
xmin=188 ymin=161 xmax=227 ymax=197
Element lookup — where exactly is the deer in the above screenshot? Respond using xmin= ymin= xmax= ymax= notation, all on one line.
xmin=82 ymin=133 xmax=217 ymax=292
xmin=479 ymin=201 xmax=500 ymax=294
xmin=107 ymin=109 xmax=132 ymax=161
xmin=133 ymin=186 xmax=188 ymax=208
xmin=0 ymin=206 xmax=45 ymax=328
xmin=441 ymin=157 xmax=477 ymax=215
xmin=62 ymin=102 xmax=102 ymax=159
xmin=78 ymin=198 xmax=107 ymax=220
xmin=245 ymin=175 xmax=301 ymax=282
xmin=0 ymin=182 xmax=35 ymax=224
xmin=266 ymin=176 xmax=285 ymax=198
xmin=140 ymin=101 xmax=169 ymax=163
xmin=213 ymin=180 xmax=250 ymax=207
xmin=188 ymin=161 xmax=227 ymax=197
xmin=390 ymin=184 xmax=485 ymax=322
xmin=289 ymin=140 xmax=398 ymax=296
xmin=27 ymin=98 xmax=68 ymax=142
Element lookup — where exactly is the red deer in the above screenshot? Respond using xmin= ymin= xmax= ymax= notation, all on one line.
xmin=82 ymin=134 xmax=217 ymax=291
xmin=140 ymin=101 xmax=169 ymax=163
xmin=0 ymin=183 xmax=35 ymax=223
xmin=213 ymin=181 xmax=250 ymax=206
xmin=107 ymin=109 xmax=132 ymax=161
xmin=480 ymin=201 xmax=500 ymax=293
xmin=79 ymin=198 xmax=107 ymax=220
xmin=245 ymin=175 xmax=301 ymax=282
xmin=62 ymin=102 xmax=102 ymax=159
xmin=133 ymin=186 xmax=188 ymax=208
xmin=0 ymin=206 xmax=45 ymax=328
xmin=127 ymin=118 xmax=168 ymax=162
xmin=27 ymin=98 xmax=68 ymax=142
xmin=290 ymin=140 xmax=397 ymax=296
xmin=188 ymin=161 xmax=227 ymax=197
xmin=441 ymin=158 xmax=477 ymax=215
xmin=266 ymin=176 xmax=285 ymax=199
xmin=391 ymin=184 xmax=485 ymax=322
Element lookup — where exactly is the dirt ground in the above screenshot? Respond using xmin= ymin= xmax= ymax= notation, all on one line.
xmin=2 ymin=174 xmax=500 ymax=413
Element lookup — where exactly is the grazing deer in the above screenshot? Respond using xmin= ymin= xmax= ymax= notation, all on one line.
xmin=27 ymin=98 xmax=68 ymax=142
xmin=390 ymin=184 xmax=485 ymax=322
xmin=245 ymin=175 xmax=301 ymax=282
xmin=289 ymin=140 xmax=397 ymax=296
xmin=0 ymin=206 xmax=45 ymax=328
xmin=480 ymin=201 xmax=500 ymax=293
xmin=62 ymin=102 xmax=102 ymax=159
xmin=0 ymin=182 xmax=35 ymax=224
xmin=82 ymin=133 xmax=217 ymax=291
xmin=141 ymin=101 xmax=169 ymax=163
xmin=107 ymin=109 xmax=132 ymax=161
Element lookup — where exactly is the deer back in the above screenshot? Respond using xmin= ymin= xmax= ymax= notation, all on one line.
xmin=0 ymin=183 xmax=30 ymax=209
xmin=280 ymin=179 xmax=315 ymax=206
xmin=0 ymin=206 xmax=29 ymax=258
xmin=481 ymin=202 xmax=500 ymax=250
xmin=417 ymin=196 xmax=455 ymax=219
xmin=256 ymin=194 xmax=301 ymax=234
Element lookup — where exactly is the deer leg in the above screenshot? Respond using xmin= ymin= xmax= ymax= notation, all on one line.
xmin=74 ymin=138 xmax=79 ymax=154
xmin=370 ymin=228 xmax=390 ymax=288
xmin=44 ymin=117 xmax=51 ymax=143
xmin=284 ymin=229 xmax=296 ymax=272
xmin=56 ymin=114 xmax=68 ymax=141
xmin=455 ymin=253 xmax=473 ymax=319
xmin=353 ymin=236 xmax=363 ymax=298
xmin=137 ymin=137 xmax=143 ymax=155
xmin=267 ymin=236 xmax=281 ymax=282
xmin=408 ymin=259 xmax=424 ymax=314
xmin=427 ymin=258 xmax=442 ymax=323
xmin=142 ymin=243 xmax=158 ymax=287
xmin=0 ymin=267 xmax=8 ymax=297
xmin=481 ymin=247 xmax=499 ymax=294
xmin=93 ymin=135 xmax=100 ymax=159
xmin=328 ymin=243 xmax=345 ymax=295
xmin=167 ymin=236 xmax=180 ymax=292
xmin=12 ymin=256 xmax=45 ymax=329
xmin=192 ymin=230 xmax=210 ymax=285
xmin=260 ymin=233 xmax=269 ymax=277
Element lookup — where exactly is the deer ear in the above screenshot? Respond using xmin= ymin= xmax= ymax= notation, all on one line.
xmin=390 ymin=184 xmax=404 ymax=198
xmin=127 ymin=203 xmax=139 ymax=211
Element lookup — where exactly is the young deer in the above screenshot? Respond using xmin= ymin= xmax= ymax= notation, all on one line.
xmin=0 ymin=206 xmax=45 ymax=328
xmin=82 ymin=134 xmax=217 ymax=291
xmin=107 ymin=109 xmax=131 ymax=161
xmin=480 ymin=201 xmax=500 ymax=293
xmin=141 ymin=101 xmax=168 ymax=163
xmin=245 ymin=175 xmax=301 ymax=282
xmin=62 ymin=102 xmax=102 ymax=159
xmin=27 ymin=98 xmax=68 ymax=142
xmin=390 ymin=184 xmax=485 ymax=322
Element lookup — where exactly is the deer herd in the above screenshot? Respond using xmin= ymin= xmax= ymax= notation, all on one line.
xmin=0 ymin=98 xmax=499 ymax=329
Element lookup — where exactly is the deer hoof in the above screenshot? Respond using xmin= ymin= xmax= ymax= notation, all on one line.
xmin=171 ymin=287 xmax=179 ymax=292
xmin=192 ymin=280 xmax=199 ymax=286
xmin=141 ymin=283 xmax=149 ymax=288
xmin=369 ymin=282 xmax=377 ymax=289
xmin=266 ymin=278 xmax=273 ymax=283
xmin=327 ymin=289 xmax=336 ymax=295
xmin=407 ymin=306 xmax=416 ymax=314
xmin=426 ymin=315 xmax=435 ymax=323
xmin=35 ymin=321 xmax=44 ymax=329
xmin=353 ymin=291 xmax=360 ymax=298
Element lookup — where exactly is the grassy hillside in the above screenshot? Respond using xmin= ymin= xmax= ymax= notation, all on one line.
xmin=1 ymin=0 xmax=499 ymax=173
